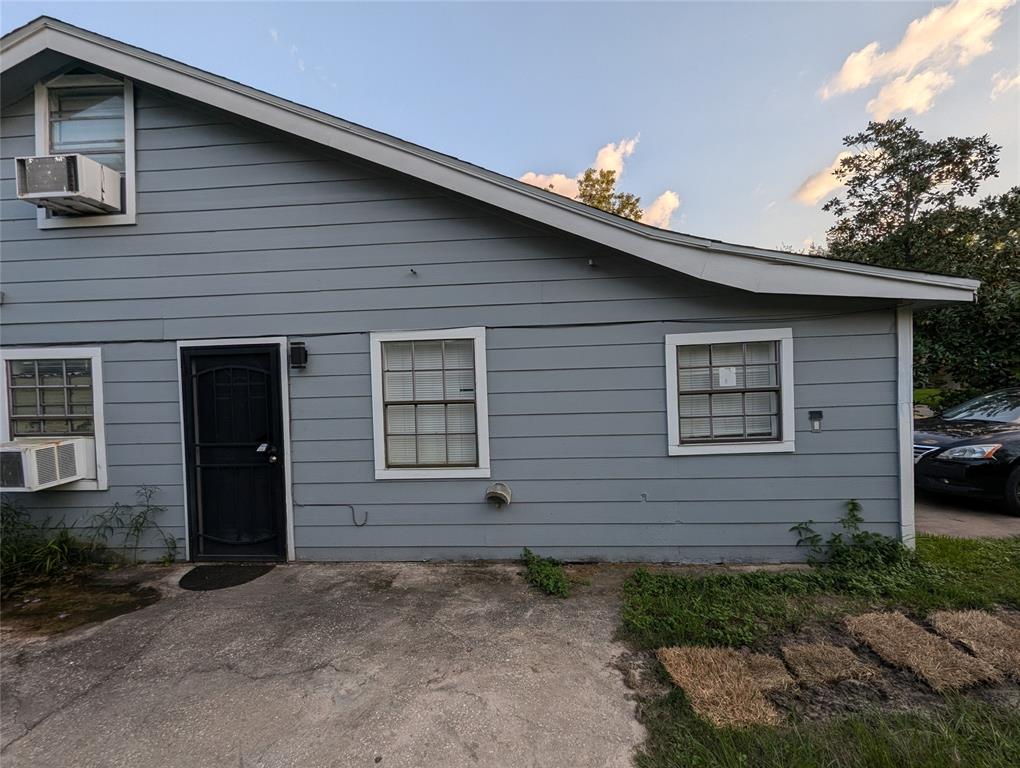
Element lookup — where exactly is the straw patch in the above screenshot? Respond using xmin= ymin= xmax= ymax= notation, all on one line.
xmin=930 ymin=610 xmax=1020 ymax=680
xmin=781 ymin=643 xmax=876 ymax=685
xmin=656 ymin=646 xmax=793 ymax=728
xmin=846 ymin=612 xmax=1000 ymax=691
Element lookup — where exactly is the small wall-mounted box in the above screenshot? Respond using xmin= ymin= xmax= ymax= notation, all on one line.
xmin=16 ymin=154 xmax=121 ymax=215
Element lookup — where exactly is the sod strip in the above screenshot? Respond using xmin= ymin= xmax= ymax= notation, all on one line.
xmin=781 ymin=643 xmax=877 ymax=685
xmin=656 ymin=646 xmax=793 ymax=728
xmin=930 ymin=610 xmax=1020 ymax=681
xmin=846 ymin=612 xmax=1000 ymax=692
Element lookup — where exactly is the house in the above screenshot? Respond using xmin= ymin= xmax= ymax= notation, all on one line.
xmin=0 ymin=18 xmax=978 ymax=563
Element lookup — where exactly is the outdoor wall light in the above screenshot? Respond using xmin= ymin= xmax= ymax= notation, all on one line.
xmin=809 ymin=410 xmax=824 ymax=433
xmin=289 ymin=341 xmax=308 ymax=369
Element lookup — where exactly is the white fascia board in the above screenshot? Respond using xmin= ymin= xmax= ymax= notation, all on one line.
xmin=2 ymin=21 xmax=979 ymax=304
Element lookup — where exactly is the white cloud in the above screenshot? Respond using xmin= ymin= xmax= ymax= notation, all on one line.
xmin=642 ymin=191 xmax=681 ymax=229
xmin=820 ymin=0 xmax=1015 ymax=118
xmin=991 ymin=69 xmax=1020 ymax=99
xmin=794 ymin=151 xmax=853 ymax=206
xmin=593 ymin=137 xmax=638 ymax=176
xmin=519 ymin=137 xmax=681 ymax=229
xmin=867 ymin=70 xmax=955 ymax=120
xmin=518 ymin=171 xmax=581 ymax=199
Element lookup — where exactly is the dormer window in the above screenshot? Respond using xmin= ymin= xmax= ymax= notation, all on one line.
xmin=32 ymin=70 xmax=135 ymax=228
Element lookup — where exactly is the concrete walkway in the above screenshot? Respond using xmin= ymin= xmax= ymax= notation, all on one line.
xmin=1 ymin=564 xmax=643 ymax=768
xmin=916 ymin=491 xmax=1020 ymax=539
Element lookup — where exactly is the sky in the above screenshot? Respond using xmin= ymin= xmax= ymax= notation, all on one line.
xmin=3 ymin=0 xmax=1017 ymax=250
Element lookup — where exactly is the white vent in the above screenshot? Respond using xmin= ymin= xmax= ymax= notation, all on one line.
xmin=15 ymin=154 xmax=121 ymax=215
xmin=0 ymin=438 xmax=91 ymax=492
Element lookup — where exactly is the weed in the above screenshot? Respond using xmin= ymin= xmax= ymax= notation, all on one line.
xmin=521 ymin=547 xmax=571 ymax=597
xmin=1 ymin=486 xmax=178 ymax=596
xmin=89 ymin=485 xmax=177 ymax=564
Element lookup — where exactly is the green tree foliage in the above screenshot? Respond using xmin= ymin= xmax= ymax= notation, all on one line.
xmin=575 ymin=167 xmax=644 ymax=221
xmin=822 ymin=120 xmax=1019 ymax=390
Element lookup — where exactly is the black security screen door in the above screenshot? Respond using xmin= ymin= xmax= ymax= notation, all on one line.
xmin=181 ymin=345 xmax=286 ymax=561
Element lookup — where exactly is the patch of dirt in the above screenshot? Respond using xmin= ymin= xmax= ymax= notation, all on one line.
xmin=613 ymin=649 xmax=672 ymax=700
xmin=646 ymin=611 xmax=1020 ymax=725
xmin=782 ymin=642 xmax=877 ymax=685
xmin=1 ymin=572 xmax=160 ymax=637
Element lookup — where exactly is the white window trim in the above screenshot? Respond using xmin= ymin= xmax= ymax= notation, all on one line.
xmin=0 ymin=346 xmax=109 ymax=491
xmin=33 ymin=74 xmax=136 ymax=229
xmin=370 ymin=326 xmax=491 ymax=480
xmin=665 ymin=328 xmax=795 ymax=456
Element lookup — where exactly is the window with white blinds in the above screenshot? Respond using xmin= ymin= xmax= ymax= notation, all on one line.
xmin=370 ymin=328 xmax=490 ymax=479
xmin=665 ymin=329 xmax=796 ymax=456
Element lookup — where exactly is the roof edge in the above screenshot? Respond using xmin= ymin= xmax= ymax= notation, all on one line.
xmin=1 ymin=17 xmax=980 ymax=304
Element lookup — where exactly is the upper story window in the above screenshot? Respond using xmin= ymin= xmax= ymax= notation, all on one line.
xmin=34 ymin=71 xmax=136 ymax=228
xmin=665 ymin=328 xmax=796 ymax=456
xmin=370 ymin=328 xmax=491 ymax=479
xmin=49 ymin=84 xmax=127 ymax=172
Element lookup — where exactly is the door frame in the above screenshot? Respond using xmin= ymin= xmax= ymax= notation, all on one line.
xmin=176 ymin=337 xmax=295 ymax=562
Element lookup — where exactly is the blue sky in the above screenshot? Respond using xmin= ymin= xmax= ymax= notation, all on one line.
xmin=4 ymin=1 xmax=1017 ymax=249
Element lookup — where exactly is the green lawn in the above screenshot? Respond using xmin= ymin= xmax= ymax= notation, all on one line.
xmin=623 ymin=534 xmax=1020 ymax=768
xmin=622 ymin=534 xmax=1020 ymax=649
xmin=637 ymin=694 xmax=1020 ymax=768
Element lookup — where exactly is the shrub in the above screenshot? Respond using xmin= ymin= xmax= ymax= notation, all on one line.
xmin=521 ymin=547 xmax=571 ymax=597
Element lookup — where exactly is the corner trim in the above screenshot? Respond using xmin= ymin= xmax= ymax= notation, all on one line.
xmin=896 ymin=306 xmax=915 ymax=548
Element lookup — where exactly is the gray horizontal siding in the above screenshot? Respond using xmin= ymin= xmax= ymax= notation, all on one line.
xmin=0 ymin=84 xmax=904 ymax=562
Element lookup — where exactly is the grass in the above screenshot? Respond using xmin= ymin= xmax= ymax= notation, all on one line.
xmin=622 ymin=534 xmax=1020 ymax=649
xmin=520 ymin=547 xmax=571 ymax=597
xmin=624 ymin=533 xmax=1020 ymax=767
xmin=636 ymin=692 xmax=1020 ymax=768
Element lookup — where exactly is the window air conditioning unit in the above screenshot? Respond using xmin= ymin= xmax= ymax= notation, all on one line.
xmin=15 ymin=154 xmax=121 ymax=215
xmin=0 ymin=438 xmax=93 ymax=492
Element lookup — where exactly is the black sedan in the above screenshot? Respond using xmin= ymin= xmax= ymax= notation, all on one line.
xmin=914 ymin=388 xmax=1020 ymax=515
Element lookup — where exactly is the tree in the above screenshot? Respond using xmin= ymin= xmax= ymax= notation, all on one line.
xmin=820 ymin=120 xmax=1018 ymax=391
xmin=575 ymin=168 xmax=643 ymax=221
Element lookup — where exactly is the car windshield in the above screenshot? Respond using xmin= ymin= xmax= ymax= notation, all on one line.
xmin=942 ymin=389 xmax=1020 ymax=424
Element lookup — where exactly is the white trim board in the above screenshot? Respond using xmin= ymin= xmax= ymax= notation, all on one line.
xmin=175 ymin=337 xmax=295 ymax=562
xmin=896 ymin=306 xmax=915 ymax=548
xmin=0 ymin=345 xmax=109 ymax=491
xmin=1 ymin=17 xmax=978 ymax=304
xmin=664 ymin=328 xmax=795 ymax=456
xmin=369 ymin=326 xmax=491 ymax=480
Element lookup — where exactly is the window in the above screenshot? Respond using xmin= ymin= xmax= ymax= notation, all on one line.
xmin=6 ymin=358 xmax=95 ymax=437
xmin=0 ymin=347 xmax=108 ymax=490
xmin=370 ymin=328 xmax=490 ymax=479
xmin=35 ymin=71 xmax=135 ymax=228
xmin=665 ymin=329 xmax=795 ymax=456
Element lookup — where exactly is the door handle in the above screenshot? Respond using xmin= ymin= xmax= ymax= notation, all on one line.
xmin=257 ymin=443 xmax=280 ymax=464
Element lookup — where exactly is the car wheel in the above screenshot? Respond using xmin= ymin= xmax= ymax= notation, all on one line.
xmin=1006 ymin=466 xmax=1020 ymax=517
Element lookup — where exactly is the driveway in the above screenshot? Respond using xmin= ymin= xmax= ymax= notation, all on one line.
xmin=1 ymin=564 xmax=643 ymax=768
xmin=916 ymin=491 xmax=1020 ymax=538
